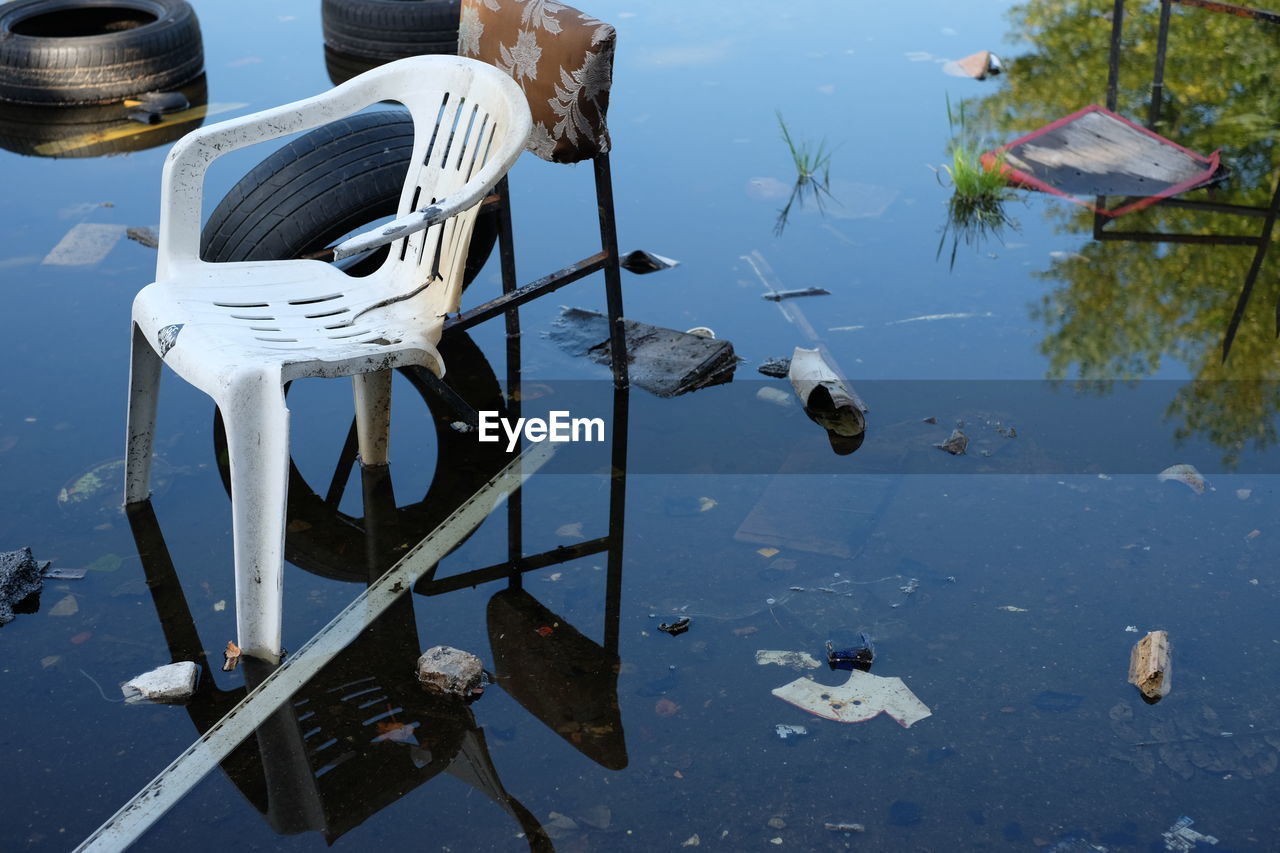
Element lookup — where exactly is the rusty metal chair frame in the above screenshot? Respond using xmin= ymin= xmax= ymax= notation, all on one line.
xmin=1095 ymin=0 xmax=1280 ymax=360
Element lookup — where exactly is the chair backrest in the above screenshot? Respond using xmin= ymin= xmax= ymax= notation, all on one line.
xmin=158 ymin=55 xmax=529 ymax=298
xmin=458 ymin=0 xmax=614 ymax=164
xmin=371 ymin=59 xmax=528 ymax=302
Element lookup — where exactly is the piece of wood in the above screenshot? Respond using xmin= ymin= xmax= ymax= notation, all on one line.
xmin=1128 ymin=630 xmax=1171 ymax=701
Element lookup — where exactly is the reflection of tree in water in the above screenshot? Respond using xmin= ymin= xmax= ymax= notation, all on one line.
xmin=962 ymin=0 xmax=1280 ymax=464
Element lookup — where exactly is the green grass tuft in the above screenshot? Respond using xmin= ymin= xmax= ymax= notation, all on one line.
xmin=775 ymin=111 xmax=835 ymax=235
xmin=937 ymin=95 xmax=1018 ymax=269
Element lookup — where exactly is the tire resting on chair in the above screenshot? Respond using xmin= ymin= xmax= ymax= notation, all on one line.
xmin=0 ymin=0 xmax=204 ymax=105
xmin=321 ymin=0 xmax=459 ymax=62
xmin=202 ymin=110 xmax=507 ymax=583
xmin=200 ymin=109 xmax=496 ymax=286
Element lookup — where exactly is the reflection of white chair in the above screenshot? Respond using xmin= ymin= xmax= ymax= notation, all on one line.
xmin=123 ymin=55 xmax=532 ymax=662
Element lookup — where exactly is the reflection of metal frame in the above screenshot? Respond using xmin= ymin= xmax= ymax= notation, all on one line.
xmin=1099 ymin=0 xmax=1280 ymax=359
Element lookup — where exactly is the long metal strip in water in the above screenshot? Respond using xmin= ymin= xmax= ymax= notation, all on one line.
xmin=74 ymin=442 xmax=553 ymax=853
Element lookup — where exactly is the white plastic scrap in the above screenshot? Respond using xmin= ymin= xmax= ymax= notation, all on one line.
xmin=121 ymin=662 xmax=199 ymax=704
xmin=1156 ymin=464 xmax=1206 ymax=494
xmin=775 ymin=724 xmax=808 ymax=740
xmin=755 ymin=650 xmax=821 ymax=670
xmin=771 ymin=669 xmax=931 ymax=728
xmin=1162 ymin=816 xmax=1217 ymax=852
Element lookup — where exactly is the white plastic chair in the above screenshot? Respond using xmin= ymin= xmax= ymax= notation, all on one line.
xmin=123 ymin=55 xmax=532 ymax=663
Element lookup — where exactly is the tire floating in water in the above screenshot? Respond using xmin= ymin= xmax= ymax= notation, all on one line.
xmin=0 ymin=0 xmax=204 ymax=105
xmin=321 ymin=0 xmax=459 ymax=63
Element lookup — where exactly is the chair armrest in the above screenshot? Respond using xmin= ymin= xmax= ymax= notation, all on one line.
xmin=156 ymin=83 xmax=378 ymax=278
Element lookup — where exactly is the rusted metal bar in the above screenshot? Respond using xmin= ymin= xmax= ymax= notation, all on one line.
xmin=1175 ymin=0 xmax=1280 ymax=24
xmin=1149 ymin=0 xmax=1174 ymax=127
xmin=443 ymin=252 xmax=608 ymax=333
xmin=492 ymin=174 xmax=524 ymax=589
xmin=1095 ymin=230 xmax=1263 ymax=246
xmin=1222 ymin=177 xmax=1280 ymax=361
xmin=1106 ymin=0 xmax=1126 ymax=112
xmin=594 ymin=154 xmax=630 ymax=389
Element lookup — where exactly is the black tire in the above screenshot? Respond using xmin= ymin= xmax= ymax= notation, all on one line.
xmin=0 ymin=73 xmax=204 ymax=157
xmin=0 ymin=0 xmax=203 ymax=105
xmin=321 ymin=0 xmax=458 ymax=62
xmin=322 ymin=44 xmax=380 ymax=87
xmin=201 ymin=108 xmax=497 ymax=286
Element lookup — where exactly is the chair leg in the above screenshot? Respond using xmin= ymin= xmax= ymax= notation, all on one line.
xmin=124 ymin=322 xmax=162 ymax=505
xmin=221 ymin=371 xmax=290 ymax=663
xmin=353 ymin=369 xmax=392 ymax=467
xmin=592 ymin=154 xmax=629 ymax=388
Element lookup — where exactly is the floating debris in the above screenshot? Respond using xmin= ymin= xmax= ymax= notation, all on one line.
xmin=49 ymin=594 xmax=79 ymax=617
xmin=775 ymin=723 xmax=808 ymax=740
xmin=788 ymin=347 xmax=868 ymax=455
xmin=555 ymin=521 xmax=585 ymax=539
xmin=125 ymin=226 xmax=159 ymax=249
xmin=1128 ymin=629 xmax=1171 ymax=702
xmin=619 ymin=249 xmax=679 ymax=274
xmin=684 ymin=326 xmax=715 ymax=338
xmin=1157 ymin=464 xmax=1206 ymax=495
xmin=756 ymin=387 xmax=793 ymax=407
xmin=664 ymin=496 xmax=716 ymax=516
xmin=998 ymin=605 xmax=1028 ymax=612
xmin=0 ymin=547 xmax=46 ymax=625
xmin=549 ymin=307 xmax=737 ymax=397
xmin=417 ymin=645 xmax=485 ymax=697
xmin=772 ymin=670 xmax=931 ymax=727
xmin=899 ymin=578 xmax=919 ymax=595
xmin=222 ymin=640 xmax=241 ymax=672
xmin=124 ymin=90 xmax=190 ymax=124
xmin=756 ymin=649 xmax=821 ymax=670
xmin=42 ymin=567 xmax=86 ymax=580
xmin=942 ymin=50 xmax=1003 ymax=80
xmin=935 ymin=428 xmax=969 ymax=455
xmin=658 ymin=617 xmax=691 ymax=636
xmin=826 ymin=636 xmax=874 ymax=671
xmin=763 ymin=287 xmax=830 ymax=301
xmin=757 ymin=357 xmax=792 ymax=378
xmin=121 ymin=661 xmax=199 ymax=704
xmin=823 ymin=822 xmax=865 ymax=833
xmin=1162 ymin=816 xmax=1218 ymax=852
xmin=42 ymin=223 xmax=124 ymax=266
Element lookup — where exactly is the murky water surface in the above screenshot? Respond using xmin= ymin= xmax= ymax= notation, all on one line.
xmin=2 ymin=0 xmax=1279 ymax=850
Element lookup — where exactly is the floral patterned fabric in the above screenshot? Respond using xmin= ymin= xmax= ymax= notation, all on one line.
xmin=459 ymin=0 xmax=614 ymax=164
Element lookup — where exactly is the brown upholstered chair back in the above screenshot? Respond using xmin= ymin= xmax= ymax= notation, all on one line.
xmin=459 ymin=0 xmax=614 ymax=164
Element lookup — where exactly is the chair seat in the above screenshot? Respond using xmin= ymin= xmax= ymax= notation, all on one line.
xmin=134 ymin=258 xmax=450 ymax=387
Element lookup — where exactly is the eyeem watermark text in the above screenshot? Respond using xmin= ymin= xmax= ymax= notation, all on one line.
xmin=477 ymin=410 xmax=605 ymax=452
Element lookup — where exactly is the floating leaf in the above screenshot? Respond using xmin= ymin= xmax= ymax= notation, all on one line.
xmin=222 ymin=640 xmax=241 ymax=672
